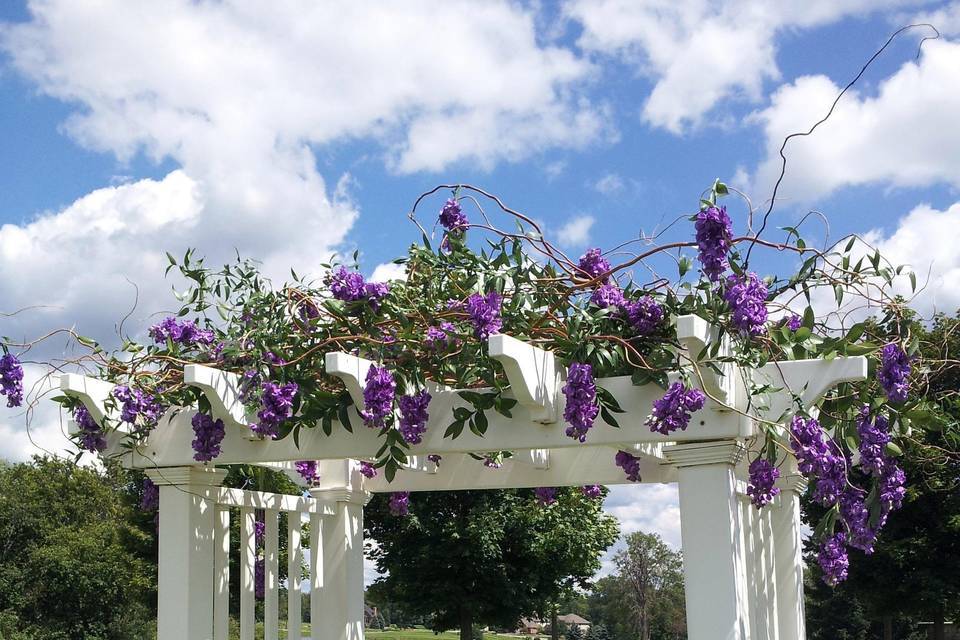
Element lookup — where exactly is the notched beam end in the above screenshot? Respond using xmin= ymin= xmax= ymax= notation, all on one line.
xmin=324 ymin=352 xmax=373 ymax=409
xmin=488 ymin=334 xmax=559 ymax=423
xmin=184 ymin=364 xmax=247 ymax=427
xmin=60 ymin=373 xmax=116 ymax=424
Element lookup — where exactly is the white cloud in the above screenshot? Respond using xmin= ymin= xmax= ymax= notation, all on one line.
xmin=557 ymin=215 xmax=596 ymax=247
xmin=2 ymin=1 xmax=609 ymax=175
xmin=746 ymin=39 xmax=960 ymax=204
xmin=544 ymin=160 xmax=568 ymax=181
xmin=910 ymin=2 xmax=960 ymax=35
xmin=564 ymin=0 xmax=918 ymax=132
xmin=597 ymin=483 xmax=681 ymax=577
xmin=370 ymin=261 xmax=407 ymax=283
xmin=593 ymin=172 xmax=625 ymax=196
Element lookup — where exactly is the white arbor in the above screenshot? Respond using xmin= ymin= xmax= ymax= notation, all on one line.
xmin=61 ymin=315 xmax=866 ymax=640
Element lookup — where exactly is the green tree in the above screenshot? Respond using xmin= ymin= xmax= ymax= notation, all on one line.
xmin=614 ymin=532 xmax=685 ymax=640
xmin=0 ymin=457 xmax=156 ymax=639
xmin=365 ymin=487 xmax=618 ymax=640
xmin=566 ymin=623 xmax=584 ymax=640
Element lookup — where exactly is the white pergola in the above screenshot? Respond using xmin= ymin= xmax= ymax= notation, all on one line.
xmin=61 ymin=315 xmax=867 ymax=640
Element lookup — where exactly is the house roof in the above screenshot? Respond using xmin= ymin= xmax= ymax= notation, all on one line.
xmin=557 ymin=614 xmax=590 ymax=625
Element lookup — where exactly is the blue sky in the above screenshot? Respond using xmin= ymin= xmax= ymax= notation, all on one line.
xmin=2 ymin=1 xmax=960 ymax=565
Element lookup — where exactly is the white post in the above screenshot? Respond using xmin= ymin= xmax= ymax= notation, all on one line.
xmin=664 ymin=441 xmax=751 ymax=640
xmin=773 ymin=473 xmax=808 ymax=640
xmin=309 ymin=461 xmax=370 ymax=640
xmin=146 ymin=466 xmax=227 ymax=640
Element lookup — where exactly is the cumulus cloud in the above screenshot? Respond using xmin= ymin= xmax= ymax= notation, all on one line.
xmin=370 ymin=261 xmax=407 ymax=283
xmin=564 ymin=0 xmax=917 ymax=132
xmin=557 ymin=215 xmax=596 ymax=247
xmin=597 ymin=483 xmax=681 ymax=577
xmin=593 ymin=172 xmax=625 ymax=196
xmin=746 ymin=39 xmax=960 ymax=204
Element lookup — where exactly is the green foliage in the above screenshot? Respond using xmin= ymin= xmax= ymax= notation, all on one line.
xmin=0 ymin=457 xmax=155 ymax=639
xmin=565 ymin=624 xmax=584 ymax=640
xmin=583 ymin=623 xmax=609 ymax=640
xmin=365 ymin=488 xmax=618 ymax=640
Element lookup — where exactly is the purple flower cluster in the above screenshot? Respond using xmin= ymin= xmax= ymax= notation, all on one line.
xmin=191 ymin=411 xmax=225 ymax=462
xmin=581 ymin=485 xmax=603 ymax=499
xmin=328 ymin=266 xmax=390 ymax=310
xmin=113 ymin=385 xmax=164 ymax=434
xmin=483 ymin=456 xmax=502 ymax=469
xmin=360 ymin=365 xmax=396 ymax=428
xmin=724 ymin=272 xmax=768 ymax=336
xmin=252 ymin=381 xmax=298 ymax=439
xmin=439 ymin=198 xmax=468 ymax=232
xmin=625 ymin=296 xmax=665 ymax=335
xmin=590 ymin=284 xmax=625 ymax=309
xmin=746 ymin=458 xmax=781 ymax=509
xmin=535 ymin=487 xmax=557 ymax=506
xmin=295 ymin=460 xmax=321 ymax=484
xmin=695 ymin=205 xmax=733 ymax=281
xmin=359 ymin=461 xmax=378 ymax=478
xmin=239 ymin=370 xmax=262 ymax=404
xmin=255 ymin=559 xmax=265 ymax=599
xmin=389 ymin=491 xmax=411 ymax=516
xmin=425 ymin=322 xmax=458 ymax=349
xmin=255 ymin=519 xmax=265 ymax=543
xmin=466 ymin=292 xmax=502 ymax=340
xmin=427 ymin=454 xmax=442 ymax=466
xmin=878 ymin=343 xmax=911 ymax=403
xmin=839 ymin=487 xmax=875 ymax=553
xmin=149 ymin=317 xmax=215 ymax=346
xmin=615 ymin=450 xmax=642 ymax=482
xmin=398 ymin=390 xmax=431 ymax=445
xmin=562 ymin=363 xmax=599 ymax=442
xmin=787 ymin=314 xmax=802 ymax=331
xmin=856 ymin=407 xmax=890 ymax=476
xmin=577 ymin=248 xmax=611 ymax=283
xmin=645 ymin=382 xmax=706 ymax=435
xmin=140 ymin=478 xmax=159 ymax=512
xmin=74 ymin=404 xmax=107 ymax=453
xmin=818 ymin=532 xmax=849 ymax=586
xmin=789 ymin=415 xmax=846 ymax=506
xmin=0 ymin=353 xmax=24 ymax=408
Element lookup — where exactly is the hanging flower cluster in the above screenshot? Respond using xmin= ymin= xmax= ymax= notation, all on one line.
xmin=581 ymin=485 xmax=603 ymax=499
xmin=562 ymin=363 xmax=599 ymax=442
xmin=0 ymin=353 xmax=24 ymax=408
xmin=295 ymin=460 xmax=321 ymax=484
xmin=534 ymin=487 xmax=558 ymax=506
xmin=26 ymin=180 xmax=932 ymax=585
xmin=389 ymin=491 xmax=410 ymax=516
xmin=140 ymin=478 xmax=159 ymax=513
xmin=645 ymin=382 xmax=706 ymax=435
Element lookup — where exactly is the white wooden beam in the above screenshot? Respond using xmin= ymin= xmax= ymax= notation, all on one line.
xmin=215 ymin=488 xmax=335 ymax=515
xmin=753 ymin=356 xmax=868 ymax=421
xmin=324 ymin=352 xmax=373 ymax=410
xmin=362 ymin=447 xmax=677 ymax=492
xmin=676 ymin=314 xmax=734 ymax=404
xmin=184 ymin=364 xmax=247 ymax=428
xmin=60 ymin=373 xmax=120 ymax=424
xmin=488 ymin=334 xmax=559 ymax=423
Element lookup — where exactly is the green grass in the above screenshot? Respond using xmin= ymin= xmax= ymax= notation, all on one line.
xmin=224 ymin=622 xmax=523 ymax=640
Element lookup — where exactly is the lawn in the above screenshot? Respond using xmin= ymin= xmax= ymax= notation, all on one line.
xmin=226 ymin=623 xmax=522 ymax=640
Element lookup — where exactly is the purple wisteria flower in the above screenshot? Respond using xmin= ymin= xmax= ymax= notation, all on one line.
xmin=427 ymin=454 xmax=442 ymax=466
xmin=818 ymin=532 xmax=849 ymax=586
xmin=535 ymin=487 xmax=557 ymax=506
xmin=466 ymin=292 xmax=503 ymax=340
xmin=856 ymin=407 xmax=890 ymax=476
xmin=252 ymin=381 xmax=298 ymax=439
xmin=255 ymin=559 xmax=265 ymax=599
xmin=615 ymin=450 xmax=642 ymax=482
xmin=149 ymin=317 xmax=215 ymax=346
xmin=581 ymin=485 xmax=603 ymax=499
xmin=254 ymin=519 xmax=265 ymax=543
xmin=625 ymin=296 xmax=665 ymax=335
xmin=140 ymin=478 xmax=159 ymax=513
xmin=360 ymin=365 xmax=396 ymax=429
xmin=439 ymin=198 xmax=468 ymax=232
xmin=482 ymin=456 xmax=502 ymax=469
xmin=562 ymin=363 xmax=599 ymax=442
xmin=746 ymin=458 xmax=781 ymax=509
xmin=295 ymin=460 xmax=321 ymax=484
xmin=239 ymin=370 xmax=262 ymax=404
xmin=789 ymin=414 xmax=846 ymax=507
xmin=191 ymin=412 xmax=225 ymax=463
xmin=879 ymin=463 xmax=906 ymax=517
xmin=398 ymin=390 xmax=431 ymax=445
xmin=113 ymin=385 xmax=165 ymax=435
xmin=389 ymin=491 xmax=411 ymax=516
xmin=74 ymin=404 xmax=107 ymax=453
xmin=695 ymin=205 xmax=733 ymax=281
xmin=812 ymin=453 xmax=846 ymax=507
xmin=839 ymin=487 xmax=876 ymax=553
xmin=724 ymin=272 xmax=769 ymax=337
xmin=645 ymin=382 xmax=706 ymax=435
xmin=878 ymin=343 xmax=911 ymax=404
xmin=364 ymin=282 xmax=390 ymax=311
xmin=590 ymin=284 xmax=625 ymax=309
xmin=787 ymin=314 xmax=802 ymax=331
xmin=359 ymin=461 xmax=378 ymax=478
xmin=0 ymin=353 xmax=24 ymax=408
xmin=328 ymin=266 xmax=366 ymax=302
xmin=425 ymin=322 xmax=458 ymax=349
xmin=577 ymin=248 xmax=611 ymax=283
